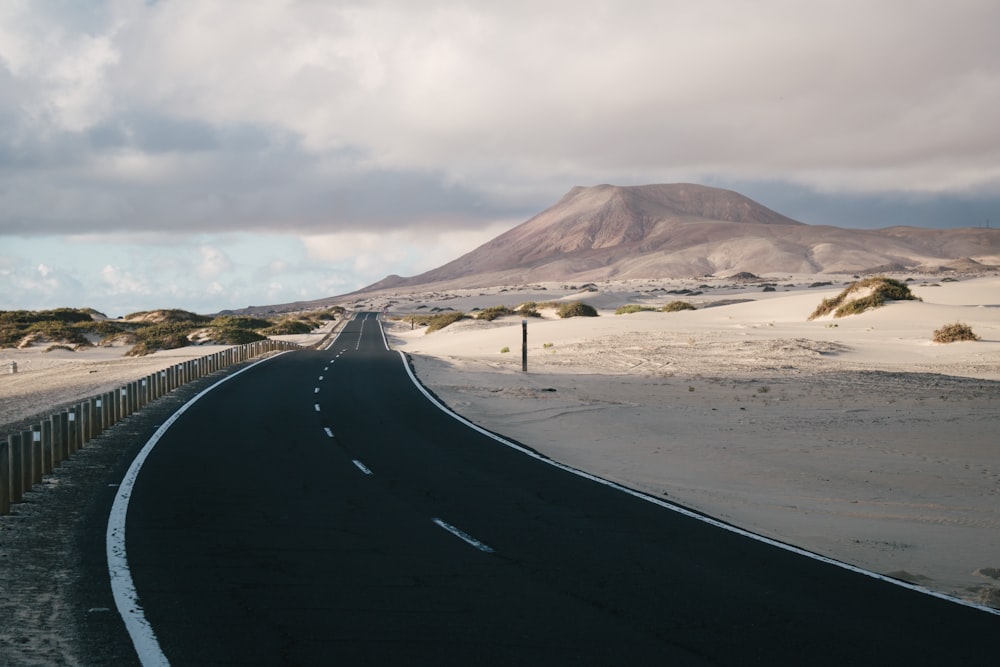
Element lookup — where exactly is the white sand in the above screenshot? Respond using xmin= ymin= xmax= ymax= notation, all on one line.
xmin=385 ymin=275 xmax=1000 ymax=606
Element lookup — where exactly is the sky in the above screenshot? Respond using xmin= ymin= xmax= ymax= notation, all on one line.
xmin=2 ymin=1 xmax=999 ymax=317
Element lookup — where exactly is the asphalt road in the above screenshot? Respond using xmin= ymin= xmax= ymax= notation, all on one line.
xmin=107 ymin=312 xmax=998 ymax=665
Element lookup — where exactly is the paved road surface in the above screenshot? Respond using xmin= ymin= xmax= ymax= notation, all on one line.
xmin=105 ymin=313 xmax=998 ymax=664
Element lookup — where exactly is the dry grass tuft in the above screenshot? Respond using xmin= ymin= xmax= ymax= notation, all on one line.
xmin=932 ymin=322 xmax=980 ymax=343
xmin=809 ymin=276 xmax=918 ymax=320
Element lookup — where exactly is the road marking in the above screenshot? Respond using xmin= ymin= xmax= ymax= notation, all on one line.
xmin=314 ymin=387 xmax=320 ymax=394
xmin=352 ymin=459 xmax=372 ymax=475
xmin=318 ymin=375 xmax=324 ymax=381
xmin=324 ymin=366 xmax=329 ymax=371
xmin=108 ymin=352 xmax=292 ymax=666
xmin=324 ymin=427 xmax=334 ymax=438
xmin=314 ymin=404 xmax=321 ymax=412
xmin=432 ymin=518 xmax=494 ymax=553
xmin=397 ymin=349 xmax=1000 ymax=617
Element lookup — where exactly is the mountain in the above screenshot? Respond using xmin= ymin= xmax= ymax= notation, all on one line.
xmin=359 ymin=183 xmax=1000 ymax=293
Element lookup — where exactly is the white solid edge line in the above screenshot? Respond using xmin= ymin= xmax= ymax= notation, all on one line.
xmin=106 ymin=352 xmax=295 ymax=666
xmin=395 ymin=349 xmax=1000 ymax=618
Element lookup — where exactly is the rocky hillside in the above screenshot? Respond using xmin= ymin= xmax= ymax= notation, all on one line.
xmin=359 ymin=183 xmax=999 ymax=293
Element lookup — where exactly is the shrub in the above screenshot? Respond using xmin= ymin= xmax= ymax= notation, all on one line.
xmin=500 ymin=346 xmax=510 ymax=353
xmin=125 ymin=309 xmax=210 ymax=324
xmin=662 ymin=301 xmax=696 ymax=312
xmin=515 ymin=302 xmax=540 ymax=317
xmin=809 ymin=276 xmax=918 ymax=319
xmin=556 ymin=302 xmax=598 ymax=318
xmin=425 ymin=311 xmax=465 ymax=332
xmin=477 ymin=305 xmax=515 ymax=321
xmin=261 ymin=319 xmax=313 ymax=335
xmin=212 ymin=328 xmax=267 ymax=344
xmin=932 ymin=322 xmax=980 ymax=343
xmin=615 ymin=304 xmax=656 ymax=315
xmin=209 ymin=315 xmax=272 ymax=330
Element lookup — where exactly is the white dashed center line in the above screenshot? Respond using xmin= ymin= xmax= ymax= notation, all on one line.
xmin=432 ymin=518 xmax=494 ymax=553
xmin=352 ymin=460 xmax=373 ymax=475
xmin=323 ymin=427 xmax=334 ymax=438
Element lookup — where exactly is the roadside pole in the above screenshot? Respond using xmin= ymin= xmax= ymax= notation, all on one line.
xmin=522 ymin=319 xmax=528 ymax=372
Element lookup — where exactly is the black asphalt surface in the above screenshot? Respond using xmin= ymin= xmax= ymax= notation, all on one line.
xmin=117 ymin=313 xmax=999 ymax=665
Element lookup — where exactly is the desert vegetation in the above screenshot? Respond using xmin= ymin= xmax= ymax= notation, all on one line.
xmin=1 ymin=307 xmax=337 ymax=356
xmin=557 ymin=301 xmax=599 ymax=318
xmin=809 ymin=276 xmax=918 ymax=319
xmin=932 ymin=322 xmax=980 ymax=343
xmin=615 ymin=304 xmax=657 ymax=315
xmin=477 ymin=305 xmax=515 ymax=321
xmin=400 ymin=311 xmax=467 ymax=333
xmin=662 ymin=301 xmax=697 ymax=312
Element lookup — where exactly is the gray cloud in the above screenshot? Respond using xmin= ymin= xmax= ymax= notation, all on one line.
xmin=1 ymin=1 xmax=999 ymax=240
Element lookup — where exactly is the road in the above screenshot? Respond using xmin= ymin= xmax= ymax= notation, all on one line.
xmin=106 ymin=312 xmax=998 ymax=665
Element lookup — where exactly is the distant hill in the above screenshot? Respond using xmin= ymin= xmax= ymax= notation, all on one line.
xmin=226 ymin=183 xmax=1000 ymax=314
xmin=358 ymin=183 xmax=1000 ymax=293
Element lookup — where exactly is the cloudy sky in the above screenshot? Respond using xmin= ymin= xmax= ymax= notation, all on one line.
xmin=2 ymin=1 xmax=998 ymax=316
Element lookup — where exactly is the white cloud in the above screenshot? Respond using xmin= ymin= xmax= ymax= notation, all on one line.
xmin=302 ymin=220 xmax=516 ymax=279
xmin=99 ymin=264 xmax=151 ymax=295
xmin=196 ymin=245 xmax=233 ymax=281
xmin=3 ymin=1 xmax=1000 ymax=315
xmin=84 ymin=0 xmax=999 ymax=193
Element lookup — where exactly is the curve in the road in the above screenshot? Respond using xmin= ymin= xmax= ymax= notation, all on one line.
xmin=398 ymin=348 xmax=1000 ymax=618
xmin=106 ymin=313 xmax=1000 ymax=665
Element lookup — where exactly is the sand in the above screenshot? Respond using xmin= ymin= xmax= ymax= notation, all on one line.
xmin=381 ymin=274 xmax=1000 ymax=607
xmin=2 ymin=277 xmax=998 ymax=608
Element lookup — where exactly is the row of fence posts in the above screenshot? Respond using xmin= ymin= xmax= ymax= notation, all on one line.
xmin=1 ymin=338 xmax=301 ymax=515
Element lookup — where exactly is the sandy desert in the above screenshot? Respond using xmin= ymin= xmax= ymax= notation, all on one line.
xmin=2 ymin=274 xmax=998 ymax=608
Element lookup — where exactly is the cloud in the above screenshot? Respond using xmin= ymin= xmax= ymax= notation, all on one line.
xmin=301 ymin=221 xmax=517 ymax=277
xmin=2 ymin=2 xmax=999 ymax=316
xmin=0 ymin=256 xmax=86 ymax=310
xmin=100 ymin=264 xmax=152 ymax=296
xmin=196 ymin=245 xmax=233 ymax=281
xmin=1 ymin=1 xmax=998 ymax=241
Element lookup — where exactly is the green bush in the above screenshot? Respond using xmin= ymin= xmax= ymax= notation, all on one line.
xmin=426 ymin=311 xmax=465 ymax=332
xmin=209 ymin=315 xmax=272 ymax=330
xmin=477 ymin=305 xmax=515 ymax=321
xmin=261 ymin=319 xmax=313 ymax=335
xmin=932 ymin=322 xmax=980 ymax=343
xmin=212 ymin=328 xmax=267 ymax=344
xmin=516 ymin=302 xmax=541 ymax=317
xmin=125 ymin=309 xmax=210 ymax=323
xmin=126 ymin=321 xmax=195 ymax=355
xmin=662 ymin=301 xmax=696 ymax=312
xmin=809 ymin=276 xmax=918 ymax=319
xmin=615 ymin=304 xmax=656 ymax=315
xmin=557 ymin=302 xmax=598 ymax=318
